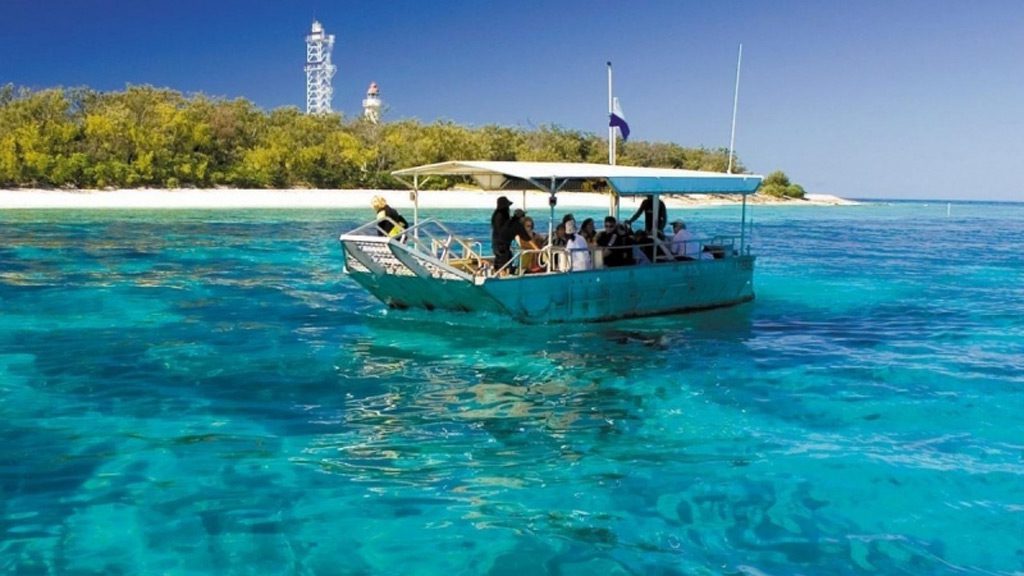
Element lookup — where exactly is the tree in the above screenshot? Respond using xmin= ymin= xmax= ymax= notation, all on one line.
xmin=0 ymin=84 xmax=770 ymax=190
xmin=759 ymin=170 xmax=805 ymax=198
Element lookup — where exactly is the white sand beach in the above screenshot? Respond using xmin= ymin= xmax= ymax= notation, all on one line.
xmin=0 ymin=187 xmax=857 ymax=210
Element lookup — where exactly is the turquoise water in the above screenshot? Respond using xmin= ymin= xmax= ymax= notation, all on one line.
xmin=1 ymin=201 xmax=1022 ymax=575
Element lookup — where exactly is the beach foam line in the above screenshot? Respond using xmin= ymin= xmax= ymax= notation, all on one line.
xmin=0 ymin=188 xmax=856 ymax=210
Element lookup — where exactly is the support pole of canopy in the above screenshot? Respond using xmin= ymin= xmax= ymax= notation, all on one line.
xmin=548 ymin=177 xmax=557 ymax=273
xmin=651 ymin=193 xmax=663 ymax=260
xmin=740 ymin=193 xmax=747 ymax=253
xmin=412 ymin=175 xmax=420 ymax=240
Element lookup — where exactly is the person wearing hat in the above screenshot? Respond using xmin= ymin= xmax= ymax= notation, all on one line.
xmin=370 ymin=195 xmax=408 ymax=238
xmin=564 ymin=218 xmax=592 ymax=272
xmin=490 ymin=196 xmax=514 ymax=273
xmin=670 ymin=219 xmax=709 ymax=260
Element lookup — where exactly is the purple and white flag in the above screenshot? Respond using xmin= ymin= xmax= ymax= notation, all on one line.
xmin=609 ymin=97 xmax=630 ymax=141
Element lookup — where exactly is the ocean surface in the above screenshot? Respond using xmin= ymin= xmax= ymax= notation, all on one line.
xmin=1 ymin=200 xmax=1022 ymax=575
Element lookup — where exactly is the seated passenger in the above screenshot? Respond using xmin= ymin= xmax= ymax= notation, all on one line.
xmin=670 ymin=220 xmax=697 ymax=259
xmin=670 ymin=220 xmax=714 ymax=260
xmin=518 ymin=214 xmax=544 ymax=273
xmin=632 ymin=229 xmax=653 ymax=264
xmin=596 ymin=216 xmax=632 ymax=267
xmin=551 ymin=222 xmax=568 ymax=247
xmin=564 ymin=220 xmax=592 ymax=271
xmin=579 ymin=218 xmax=597 ymax=247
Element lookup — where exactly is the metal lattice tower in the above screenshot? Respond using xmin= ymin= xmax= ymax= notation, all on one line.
xmin=305 ymin=20 xmax=336 ymax=115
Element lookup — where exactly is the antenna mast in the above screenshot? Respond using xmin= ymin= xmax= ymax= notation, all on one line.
xmin=305 ymin=21 xmax=337 ymax=114
xmin=727 ymin=43 xmax=743 ymax=174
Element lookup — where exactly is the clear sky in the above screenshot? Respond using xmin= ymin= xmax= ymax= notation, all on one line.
xmin=2 ymin=0 xmax=1022 ymax=201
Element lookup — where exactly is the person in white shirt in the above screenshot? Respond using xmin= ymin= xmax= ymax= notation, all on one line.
xmin=670 ymin=220 xmax=711 ymax=260
xmin=564 ymin=219 xmax=592 ymax=271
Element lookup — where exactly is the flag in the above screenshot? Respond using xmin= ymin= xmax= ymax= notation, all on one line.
xmin=609 ymin=97 xmax=630 ymax=141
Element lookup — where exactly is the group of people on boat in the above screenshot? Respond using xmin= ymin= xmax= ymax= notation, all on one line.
xmin=368 ymin=194 xmax=714 ymax=277
xmin=489 ymin=194 xmax=714 ymax=276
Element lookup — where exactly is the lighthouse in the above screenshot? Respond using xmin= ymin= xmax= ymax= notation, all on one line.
xmin=362 ymin=82 xmax=382 ymax=123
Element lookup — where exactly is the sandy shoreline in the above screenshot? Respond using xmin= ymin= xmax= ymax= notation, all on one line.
xmin=0 ymin=188 xmax=857 ymax=210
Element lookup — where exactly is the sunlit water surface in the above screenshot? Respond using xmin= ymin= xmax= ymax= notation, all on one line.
xmin=1 ymin=201 xmax=1022 ymax=575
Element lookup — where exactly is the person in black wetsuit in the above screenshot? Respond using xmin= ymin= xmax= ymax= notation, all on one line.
xmin=370 ymin=195 xmax=408 ymax=237
xmin=490 ymin=196 xmax=514 ymax=272
xmin=492 ymin=207 xmax=531 ymax=275
xmin=626 ymin=195 xmax=667 ymax=234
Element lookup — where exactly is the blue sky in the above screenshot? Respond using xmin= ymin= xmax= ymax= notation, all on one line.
xmin=2 ymin=0 xmax=1022 ymax=201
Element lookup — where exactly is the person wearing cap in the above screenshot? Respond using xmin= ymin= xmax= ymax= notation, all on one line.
xmin=670 ymin=219 xmax=710 ymax=260
xmin=490 ymin=196 xmax=513 ymax=270
xmin=498 ymin=208 xmax=532 ymax=273
xmin=370 ymin=195 xmax=408 ymax=238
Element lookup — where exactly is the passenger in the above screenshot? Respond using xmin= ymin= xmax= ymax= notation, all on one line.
xmin=670 ymin=219 xmax=698 ymax=259
xmin=370 ymin=195 xmax=408 ymax=237
xmin=618 ymin=224 xmax=636 ymax=265
xmin=632 ymin=229 xmax=653 ymax=264
xmin=552 ymin=222 xmax=568 ymax=247
xmin=670 ymin=220 xmax=714 ymax=260
xmin=558 ymin=213 xmax=578 ymax=246
xmin=564 ymin=219 xmax=592 ymax=271
xmin=595 ymin=216 xmax=616 ymax=245
xmin=596 ymin=216 xmax=628 ymax=267
xmin=517 ymin=213 xmax=544 ymax=273
xmin=522 ymin=216 xmax=545 ymax=245
xmin=579 ymin=218 xmax=597 ymax=247
xmin=626 ymin=194 xmax=667 ymax=235
xmin=495 ymin=208 xmax=531 ymax=275
xmin=490 ymin=196 xmax=513 ymax=271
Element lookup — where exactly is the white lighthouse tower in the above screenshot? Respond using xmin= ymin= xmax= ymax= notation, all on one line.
xmin=362 ymin=82 xmax=382 ymax=123
xmin=305 ymin=20 xmax=336 ymax=115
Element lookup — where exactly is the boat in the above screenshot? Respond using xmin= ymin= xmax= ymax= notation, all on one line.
xmin=338 ymin=160 xmax=762 ymax=323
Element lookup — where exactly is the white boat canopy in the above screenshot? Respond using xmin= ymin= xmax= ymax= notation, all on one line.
xmin=392 ymin=160 xmax=762 ymax=196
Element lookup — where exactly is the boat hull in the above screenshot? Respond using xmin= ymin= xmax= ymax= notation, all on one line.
xmin=347 ymin=256 xmax=755 ymax=323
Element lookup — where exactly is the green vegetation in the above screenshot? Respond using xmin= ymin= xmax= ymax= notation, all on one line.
xmin=0 ymin=84 xmax=798 ymax=193
xmin=759 ymin=170 xmax=806 ymax=199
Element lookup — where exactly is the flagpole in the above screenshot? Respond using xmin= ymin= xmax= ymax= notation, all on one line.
xmin=607 ymin=61 xmax=615 ymax=165
xmin=727 ymin=43 xmax=743 ymax=174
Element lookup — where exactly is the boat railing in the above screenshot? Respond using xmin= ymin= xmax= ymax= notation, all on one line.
xmin=342 ymin=217 xmax=486 ymax=261
xmin=497 ymin=233 xmax=746 ymax=277
xmin=651 ymin=234 xmax=741 ymax=262
xmin=398 ymin=218 xmax=490 ymax=273
xmin=498 ymin=246 xmax=571 ymax=277
xmin=342 ymin=217 xmax=401 ymax=238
